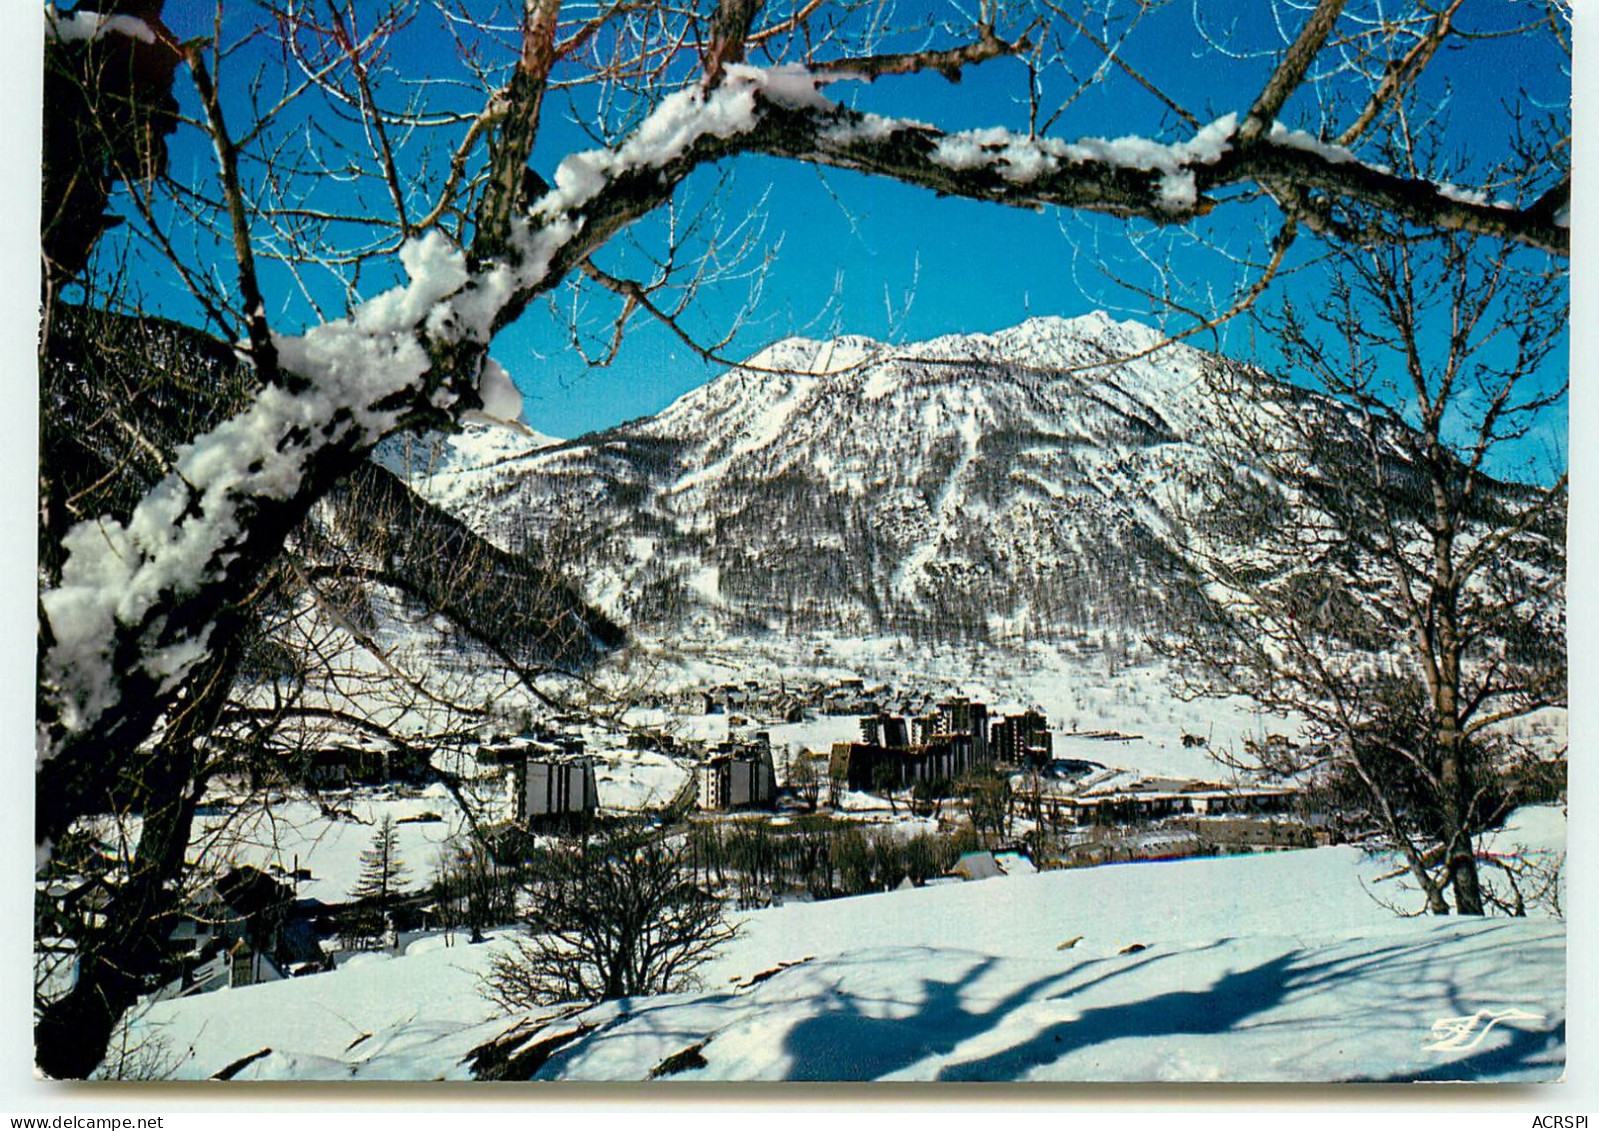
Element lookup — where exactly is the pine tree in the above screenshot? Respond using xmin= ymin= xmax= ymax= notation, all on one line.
xmin=340 ymin=816 xmax=411 ymax=951
xmin=353 ymin=815 xmax=409 ymax=903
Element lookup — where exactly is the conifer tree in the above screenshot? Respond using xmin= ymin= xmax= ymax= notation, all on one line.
xmin=353 ymin=815 xmax=410 ymax=904
xmin=339 ymin=816 xmax=411 ymax=951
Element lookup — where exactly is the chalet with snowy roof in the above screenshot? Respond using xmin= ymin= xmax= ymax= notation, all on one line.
xmin=475 ymin=728 xmax=584 ymax=767
xmin=948 ymin=851 xmax=1037 ymax=882
xmin=161 ymin=866 xmax=324 ymax=998
xmin=296 ymin=741 xmax=428 ymax=789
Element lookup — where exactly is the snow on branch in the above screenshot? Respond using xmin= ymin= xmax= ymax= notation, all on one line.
xmin=756 ymin=98 xmax=1569 ymax=255
xmin=44 ymin=6 xmax=156 ymax=46
xmin=36 ymin=59 xmax=1567 ymax=843
xmin=34 ymin=65 xmax=827 ymax=802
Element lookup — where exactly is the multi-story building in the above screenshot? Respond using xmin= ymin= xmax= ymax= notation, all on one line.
xmin=830 ymin=739 xmax=970 ymax=792
xmin=696 ymin=733 xmax=777 ymax=810
xmin=992 ymin=710 xmax=1053 ymax=766
xmin=860 ymin=713 xmax=909 ymax=748
xmin=477 ymin=734 xmax=598 ymax=825
xmin=930 ymin=696 xmax=990 ymax=765
xmin=519 ymin=756 xmax=600 ymax=824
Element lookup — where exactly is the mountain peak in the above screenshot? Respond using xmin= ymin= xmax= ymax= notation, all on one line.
xmin=734 ymin=312 xmax=1175 ymax=379
xmin=990 ymin=311 xmax=1173 ymax=354
xmin=396 ymin=313 xmax=1554 ymax=656
xmin=737 ymin=332 xmax=886 ymax=376
xmin=642 ymin=310 xmax=1216 ymax=453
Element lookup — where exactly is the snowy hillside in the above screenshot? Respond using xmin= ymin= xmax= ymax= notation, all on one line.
xmin=386 ymin=314 xmax=1238 ymax=638
xmin=373 ymin=423 xmax=560 ymax=510
xmin=387 ymin=314 xmax=1560 ymax=655
xmin=127 ymin=807 xmax=1566 ymax=1083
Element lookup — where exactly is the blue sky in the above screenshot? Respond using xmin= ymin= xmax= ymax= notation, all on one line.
xmin=100 ymin=1 xmax=1570 ymax=477
xmin=491 ymin=2 xmax=1569 ymax=472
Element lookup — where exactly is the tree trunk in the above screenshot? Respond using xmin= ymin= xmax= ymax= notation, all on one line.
xmin=1440 ymin=737 xmax=1485 ymax=915
xmin=1434 ymin=581 xmax=1484 ymax=916
xmin=35 ymin=641 xmax=240 ymax=1078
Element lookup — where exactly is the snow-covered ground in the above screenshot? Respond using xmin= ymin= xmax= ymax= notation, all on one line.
xmin=591 ymin=747 xmax=689 ymax=811
xmin=188 ymin=786 xmax=470 ymax=904
xmin=179 ymin=630 xmax=1561 ymax=908
xmin=128 ymin=807 xmax=1566 ymax=1083
xmin=609 ymin=630 xmax=1567 ymax=789
xmin=612 ymin=633 xmax=1319 ymax=784
xmin=670 ymin=632 xmax=1275 ymax=717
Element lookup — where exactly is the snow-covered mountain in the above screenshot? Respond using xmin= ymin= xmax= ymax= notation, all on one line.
xmin=387 ymin=313 xmax=1552 ymax=647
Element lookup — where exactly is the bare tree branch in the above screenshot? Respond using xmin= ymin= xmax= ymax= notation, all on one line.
xmin=1237 ymin=0 xmax=1348 ymax=146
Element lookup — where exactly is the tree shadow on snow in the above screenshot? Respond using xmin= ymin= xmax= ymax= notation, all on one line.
xmin=777 ymin=954 xmax=1033 ymax=1081
xmin=935 ymin=952 xmax=1301 ymax=1081
xmin=775 ymin=931 xmax=1561 ymax=1083
xmin=778 ymin=946 xmax=1202 ymax=1082
xmin=1353 ymin=1018 xmax=1565 ymax=1084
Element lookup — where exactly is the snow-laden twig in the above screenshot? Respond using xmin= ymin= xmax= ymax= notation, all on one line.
xmin=36 ymin=65 xmax=831 ymax=783
xmin=36 ymin=58 xmax=1569 ymax=843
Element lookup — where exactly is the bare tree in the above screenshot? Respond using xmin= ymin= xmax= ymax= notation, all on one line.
xmin=963 ymin=769 xmax=1014 ymax=849
xmin=483 ymin=827 xmax=735 ymax=1010
xmin=33 ymin=302 xmax=604 ymax=1077
xmin=1166 ymin=233 xmax=1565 ymax=916
xmin=34 ymin=0 xmax=1568 ymax=1075
xmin=37 ymin=0 xmax=1571 ymax=803
xmin=788 ymin=751 xmax=820 ymax=812
xmin=433 ymin=830 xmax=518 ymax=944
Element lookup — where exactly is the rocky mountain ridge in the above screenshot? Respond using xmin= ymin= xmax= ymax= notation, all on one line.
xmin=381 ymin=313 xmax=1555 ymax=650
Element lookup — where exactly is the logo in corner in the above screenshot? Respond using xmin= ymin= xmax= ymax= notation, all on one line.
xmin=1424 ymin=1007 xmax=1547 ymax=1052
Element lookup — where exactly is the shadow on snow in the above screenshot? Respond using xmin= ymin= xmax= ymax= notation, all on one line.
xmin=765 ymin=927 xmax=1560 ymax=1083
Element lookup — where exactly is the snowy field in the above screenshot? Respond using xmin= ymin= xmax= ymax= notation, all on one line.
xmin=187 ymin=786 xmax=471 ymax=904
xmin=181 ymin=748 xmax=689 ymax=904
xmin=127 ymin=807 xmax=1566 ymax=1083
xmin=591 ymin=747 xmax=689 ymax=811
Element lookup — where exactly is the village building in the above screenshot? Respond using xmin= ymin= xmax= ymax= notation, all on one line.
xmin=1025 ymin=777 xmax=1299 ymax=829
xmin=895 ymin=696 xmax=992 ymax=766
xmin=860 ymin=712 xmax=909 ymax=748
xmin=830 ymin=739 xmax=968 ymax=792
xmin=934 ymin=696 xmax=989 ymax=765
xmin=518 ymin=756 xmax=600 ymax=824
xmin=947 ymin=851 xmax=1038 ymax=882
xmin=477 ymin=733 xmax=599 ymax=826
xmin=227 ymin=937 xmax=286 ymax=989
xmin=164 ymin=938 xmax=288 ymax=999
xmin=296 ymin=741 xmax=428 ymax=789
xmin=626 ymin=729 xmax=693 ymax=757
xmin=696 ymin=733 xmax=777 ymax=810
xmin=862 ymin=696 xmax=991 ymax=772
xmin=991 ymin=710 xmax=1053 ymax=766
xmin=160 ymin=866 xmax=321 ymax=998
